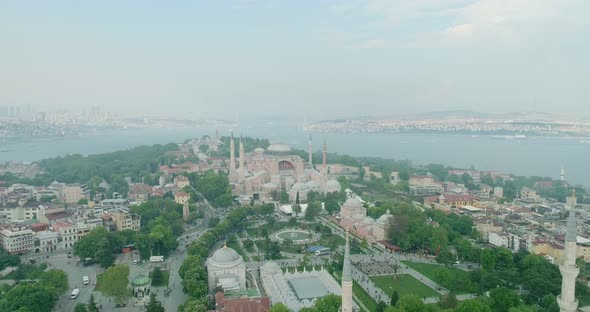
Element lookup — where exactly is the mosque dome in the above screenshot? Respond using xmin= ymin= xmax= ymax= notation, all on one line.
xmin=254 ymin=147 xmax=265 ymax=153
xmin=208 ymin=246 xmax=243 ymax=268
xmin=326 ymin=180 xmax=341 ymax=191
xmin=343 ymin=197 xmax=362 ymax=208
xmin=266 ymin=143 xmax=292 ymax=153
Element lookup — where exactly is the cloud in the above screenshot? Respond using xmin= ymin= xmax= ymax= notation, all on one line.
xmin=444 ymin=23 xmax=473 ymax=37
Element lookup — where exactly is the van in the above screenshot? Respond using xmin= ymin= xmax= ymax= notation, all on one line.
xmin=83 ymin=276 xmax=89 ymax=285
xmin=70 ymin=288 xmax=80 ymax=299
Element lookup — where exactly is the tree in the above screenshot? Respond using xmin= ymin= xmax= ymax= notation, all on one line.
xmin=455 ymin=299 xmax=492 ymax=312
xmin=74 ymin=304 xmax=88 ymax=312
xmin=269 ymin=303 xmax=292 ymax=312
xmin=439 ymin=292 xmax=458 ymax=309
xmin=313 ymin=294 xmax=341 ymax=312
xmin=292 ymin=204 xmax=302 ymax=216
xmin=279 ymin=190 xmax=289 ymax=204
xmin=88 ymin=294 xmax=99 ymax=312
xmin=38 ymin=269 xmax=69 ymax=295
xmin=490 ymin=287 xmax=521 ymax=312
xmin=390 ymin=290 xmax=399 ymax=306
xmin=182 ymin=265 xmax=208 ymax=298
xmin=180 ymin=298 xmax=208 ymax=312
xmin=0 ymin=284 xmax=58 ymax=312
xmin=99 ymin=264 xmax=130 ymax=304
xmin=397 ymin=294 xmax=425 ymax=312
xmin=151 ymin=267 xmax=164 ymax=286
xmin=481 ymin=249 xmax=495 ymax=272
xmin=146 ymin=293 xmax=165 ymax=312
xmin=376 ymin=301 xmax=388 ymax=312
xmin=392 ymin=263 xmax=400 ymax=280
xmin=305 ymin=201 xmax=321 ymax=221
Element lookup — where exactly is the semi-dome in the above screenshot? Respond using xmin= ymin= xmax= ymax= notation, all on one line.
xmin=254 ymin=147 xmax=265 ymax=153
xmin=291 ymin=182 xmax=308 ymax=191
xmin=209 ymin=246 xmax=242 ymax=267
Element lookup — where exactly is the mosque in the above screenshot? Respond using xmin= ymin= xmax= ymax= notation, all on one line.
xmin=228 ymin=134 xmax=341 ymax=201
xmin=206 ymin=244 xmax=247 ymax=293
xmin=337 ymin=197 xmax=393 ymax=243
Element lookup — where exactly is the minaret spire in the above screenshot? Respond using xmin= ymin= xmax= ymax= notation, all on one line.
xmin=558 ymin=188 xmax=579 ymax=312
xmin=239 ymin=133 xmax=245 ymax=182
xmin=321 ymin=138 xmax=328 ymax=192
xmin=229 ymin=131 xmax=236 ymax=175
xmin=341 ymin=229 xmax=353 ymax=312
xmin=308 ymin=134 xmax=313 ymax=167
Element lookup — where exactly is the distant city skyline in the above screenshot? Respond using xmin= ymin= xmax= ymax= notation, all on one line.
xmin=1 ymin=1 xmax=589 ymax=119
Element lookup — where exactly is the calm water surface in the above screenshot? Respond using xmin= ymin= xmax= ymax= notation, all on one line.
xmin=1 ymin=124 xmax=588 ymax=187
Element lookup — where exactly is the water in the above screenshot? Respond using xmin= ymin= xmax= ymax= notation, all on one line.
xmin=1 ymin=123 xmax=589 ymax=187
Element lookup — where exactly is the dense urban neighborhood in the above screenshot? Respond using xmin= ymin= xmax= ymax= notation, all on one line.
xmin=1 ymin=133 xmax=589 ymax=312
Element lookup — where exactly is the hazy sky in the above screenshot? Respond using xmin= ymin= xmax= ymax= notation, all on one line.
xmin=1 ymin=1 xmax=589 ymax=119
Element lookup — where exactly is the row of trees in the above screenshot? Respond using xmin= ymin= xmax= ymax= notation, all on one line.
xmin=39 ymin=143 xmax=178 ymax=197
xmin=0 ymin=269 xmax=69 ymax=312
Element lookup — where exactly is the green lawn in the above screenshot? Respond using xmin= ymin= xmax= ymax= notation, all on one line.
xmin=370 ymin=274 xmax=439 ymax=298
xmin=401 ymin=261 xmax=474 ymax=294
xmin=353 ymin=281 xmax=378 ymax=311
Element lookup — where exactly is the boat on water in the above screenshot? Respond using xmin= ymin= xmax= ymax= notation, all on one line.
xmin=490 ymin=134 xmax=527 ymax=140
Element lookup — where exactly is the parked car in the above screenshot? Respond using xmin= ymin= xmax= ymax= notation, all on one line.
xmin=70 ymin=288 xmax=80 ymax=299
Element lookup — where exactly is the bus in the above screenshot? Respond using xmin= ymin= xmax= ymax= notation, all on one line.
xmin=315 ymin=248 xmax=331 ymax=256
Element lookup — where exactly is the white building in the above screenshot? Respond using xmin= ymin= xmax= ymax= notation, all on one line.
xmin=489 ymin=232 xmax=508 ymax=248
xmin=206 ymin=245 xmax=246 ymax=293
xmin=0 ymin=227 xmax=34 ymax=254
xmin=36 ymin=231 xmax=59 ymax=253
xmin=53 ymin=221 xmax=78 ymax=249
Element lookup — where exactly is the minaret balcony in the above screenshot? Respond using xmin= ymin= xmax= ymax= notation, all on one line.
xmin=557 ymin=295 xmax=578 ymax=312
xmin=559 ymin=265 xmax=580 ymax=277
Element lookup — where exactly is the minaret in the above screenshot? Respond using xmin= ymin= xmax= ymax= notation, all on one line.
xmin=308 ymin=134 xmax=313 ymax=167
xmin=322 ymin=138 xmax=327 ymax=172
xmin=561 ymin=167 xmax=566 ymax=182
xmin=558 ymin=189 xmax=579 ymax=312
xmin=229 ymin=132 xmax=236 ymax=175
xmin=341 ymin=230 xmax=353 ymax=312
xmin=239 ymin=133 xmax=245 ymax=182
xmin=182 ymin=202 xmax=190 ymax=221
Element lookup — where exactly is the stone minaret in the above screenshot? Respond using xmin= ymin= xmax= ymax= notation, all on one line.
xmin=341 ymin=230 xmax=353 ymax=312
xmin=229 ymin=132 xmax=235 ymax=175
xmin=558 ymin=189 xmax=579 ymax=312
xmin=239 ymin=134 xmax=245 ymax=182
xmin=321 ymin=139 xmax=328 ymax=190
xmin=308 ymin=134 xmax=313 ymax=167
xmin=182 ymin=202 xmax=190 ymax=221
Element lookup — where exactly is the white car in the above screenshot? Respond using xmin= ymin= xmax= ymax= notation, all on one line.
xmin=70 ymin=288 xmax=80 ymax=299
xmin=83 ymin=276 xmax=89 ymax=285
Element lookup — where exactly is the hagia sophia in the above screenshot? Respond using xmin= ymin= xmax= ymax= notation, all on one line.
xmin=228 ymin=134 xmax=341 ymax=201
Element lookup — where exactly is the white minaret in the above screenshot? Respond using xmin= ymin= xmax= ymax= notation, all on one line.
xmin=321 ymin=139 xmax=328 ymax=192
xmin=558 ymin=189 xmax=579 ymax=312
xmin=308 ymin=134 xmax=313 ymax=167
xmin=239 ymin=133 xmax=245 ymax=182
xmin=229 ymin=132 xmax=236 ymax=175
xmin=561 ymin=167 xmax=566 ymax=181
xmin=341 ymin=230 xmax=353 ymax=312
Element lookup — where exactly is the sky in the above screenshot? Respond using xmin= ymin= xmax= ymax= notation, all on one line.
xmin=1 ymin=0 xmax=589 ymax=120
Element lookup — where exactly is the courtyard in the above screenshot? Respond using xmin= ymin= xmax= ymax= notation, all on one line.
xmin=370 ymin=274 xmax=439 ymax=298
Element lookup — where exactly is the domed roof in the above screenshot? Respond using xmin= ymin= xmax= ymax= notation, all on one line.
xmin=343 ymin=197 xmax=362 ymax=208
xmin=291 ymin=182 xmax=308 ymax=191
xmin=209 ymin=246 xmax=241 ymax=266
xmin=305 ymin=180 xmax=319 ymax=188
xmin=254 ymin=147 xmax=265 ymax=153
xmin=377 ymin=213 xmax=393 ymax=225
xmin=261 ymin=261 xmax=281 ymax=275
xmin=131 ymin=274 xmax=150 ymax=286
xmin=266 ymin=143 xmax=292 ymax=153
